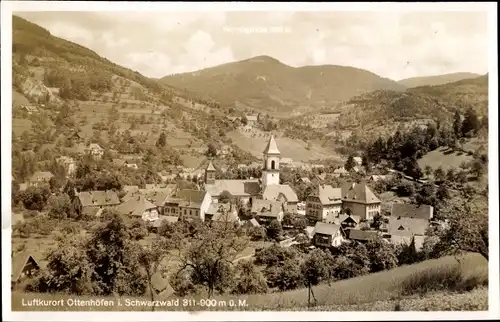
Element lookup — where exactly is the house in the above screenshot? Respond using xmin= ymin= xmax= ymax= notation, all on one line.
xmin=204 ymin=162 xmax=261 ymax=204
xmin=325 ymin=213 xmax=361 ymax=229
xmin=341 ymin=183 xmax=381 ymax=221
xmin=22 ymin=105 xmax=39 ymax=115
xmin=306 ymin=184 xmax=342 ymax=224
xmin=74 ymin=190 xmax=121 ymax=216
xmin=205 ymin=202 xmax=237 ymax=221
xmin=300 ymin=177 xmax=311 ymax=184
xmin=12 ymin=252 xmax=41 ymax=286
xmin=261 ymin=184 xmax=299 ymax=214
xmin=112 ymin=159 xmax=126 ymax=168
xmin=115 ymin=195 xmax=159 ymax=222
xmin=369 ymin=174 xmax=394 ymax=182
xmin=56 ymin=156 xmax=76 ymax=177
xmin=251 ymin=199 xmax=284 ymax=223
xmin=312 ymin=222 xmax=346 ymax=248
xmin=28 ymin=171 xmax=54 ymax=188
xmin=244 ymin=115 xmax=258 ymax=126
xmin=391 ymin=203 xmax=434 ymax=221
xmin=69 ymin=130 xmax=87 ymax=144
xmin=85 ymin=143 xmax=104 ymax=159
xmin=333 ymin=167 xmax=349 ymax=177
xmin=384 ymin=216 xmax=429 ymax=251
xmin=242 ymin=218 xmax=261 ymax=230
xmin=206 ymin=203 xmax=240 ymax=228
xmin=347 ymin=229 xmax=380 ymax=242
xmin=386 ymin=216 xmax=429 ymax=237
xmin=353 ymin=157 xmax=363 ymax=166
xmin=227 ymin=116 xmax=241 ymax=124
xmin=167 ymin=189 xmax=212 ymax=222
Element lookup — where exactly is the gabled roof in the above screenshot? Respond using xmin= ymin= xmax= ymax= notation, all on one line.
xmin=309 ymin=184 xmax=342 ymax=205
xmin=78 ymin=190 xmax=121 ymax=207
xmin=391 ymin=203 xmax=434 ymax=220
xmin=115 ymin=195 xmax=157 ymax=217
xmin=205 ymin=179 xmax=261 ymax=197
xmin=348 ymin=229 xmax=380 ymax=241
xmin=387 ymin=216 xmax=429 ymax=236
xmin=251 ymin=199 xmax=283 ymax=218
xmin=12 ymin=251 xmax=40 ymax=282
xmin=341 ymin=183 xmax=380 ymax=204
xmin=150 ymin=216 xmax=179 ymax=228
xmin=175 ymin=189 xmax=207 ymax=204
xmin=262 ymin=184 xmax=298 ymax=203
xmin=263 ymin=135 xmax=280 ymax=155
xmin=313 ymin=222 xmax=342 ymax=236
xmin=88 ymin=143 xmax=103 ymax=150
xmin=206 ymin=161 xmax=216 ymax=171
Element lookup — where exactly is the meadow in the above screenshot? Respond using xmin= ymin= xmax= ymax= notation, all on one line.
xmin=417 ymin=147 xmax=474 ymax=171
xmin=11 ymin=253 xmax=488 ymax=311
xmin=228 ymin=129 xmax=341 ymax=162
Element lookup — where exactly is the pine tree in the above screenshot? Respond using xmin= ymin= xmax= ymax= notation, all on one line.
xmin=345 ymin=155 xmax=355 ymax=172
xmin=461 ymin=108 xmax=480 ymax=137
xmin=453 ymin=110 xmax=462 ymax=139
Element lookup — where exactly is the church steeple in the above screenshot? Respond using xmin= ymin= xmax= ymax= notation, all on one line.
xmin=205 ymin=160 xmax=216 ymax=184
xmin=262 ymin=135 xmax=280 ymax=187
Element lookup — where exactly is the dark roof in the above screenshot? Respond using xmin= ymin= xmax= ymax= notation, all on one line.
xmin=115 ymin=195 xmax=157 ymax=217
xmin=391 ymin=203 xmax=434 ymax=220
xmin=78 ymin=190 xmax=121 ymax=207
xmin=348 ymin=229 xmax=380 ymax=241
xmin=175 ymin=189 xmax=207 ymax=204
xmin=12 ymin=251 xmax=40 ymax=282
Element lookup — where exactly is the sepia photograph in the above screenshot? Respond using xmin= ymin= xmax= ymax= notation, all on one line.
xmin=2 ymin=1 xmax=498 ymax=321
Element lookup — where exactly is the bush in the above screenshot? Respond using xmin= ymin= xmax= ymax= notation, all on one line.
xmin=128 ymin=219 xmax=148 ymax=240
xmin=13 ymin=215 xmax=55 ymax=237
xmin=231 ymin=260 xmax=268 ymax=295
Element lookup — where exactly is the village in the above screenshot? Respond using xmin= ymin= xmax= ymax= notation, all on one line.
xmin=14 ymin=133 xmax=438 ymax=261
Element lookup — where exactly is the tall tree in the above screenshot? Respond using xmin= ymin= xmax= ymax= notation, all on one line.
xmin=345 ymin=155 xmax=355 ymax=172
xmin=301 ymin=249 xmax=331 ymax=307
xmin=461 ymin=108 xmax=480 ymax=137
xmin=156 ymin=132 xmax=167 ymax=148
xmin=453 ymin=110 xmax=462 ymax=139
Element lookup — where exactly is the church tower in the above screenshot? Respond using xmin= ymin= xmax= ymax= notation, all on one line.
xmin=262 ymin=135 xmax=280 ymax=186
xmin=204 ymin=160 xmax=216 ymax=185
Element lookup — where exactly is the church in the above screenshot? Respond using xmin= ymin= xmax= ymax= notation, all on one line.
xmin=203 ymin=135 xmax=299 ymax=215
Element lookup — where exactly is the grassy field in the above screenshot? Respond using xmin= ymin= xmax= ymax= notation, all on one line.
xmin=11 ymin=253 xmax=488 ymax=311
xmin=12 ymin=118 xmax=33 ymax=136
xmin=229 ymin=130 xmax=340 ymax=161
xmin=417 ymin=147 xmax=474 ymax=171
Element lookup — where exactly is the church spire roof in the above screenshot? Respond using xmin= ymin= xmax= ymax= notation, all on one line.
xmin=263 ymin=135 xmax=280 ymax=155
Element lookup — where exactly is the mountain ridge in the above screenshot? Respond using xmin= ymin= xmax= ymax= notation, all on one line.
xmin=161 ymin=55 xmax=406 ymax=115
xmin=398 ymin=72 xmax=482 ymax=88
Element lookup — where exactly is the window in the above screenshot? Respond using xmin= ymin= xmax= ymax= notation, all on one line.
xmin=271 ymin=160 xmax=275 ymax=170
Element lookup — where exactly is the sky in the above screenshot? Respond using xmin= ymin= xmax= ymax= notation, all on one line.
xmin=15 ymin=10 xmax=489 ymax=81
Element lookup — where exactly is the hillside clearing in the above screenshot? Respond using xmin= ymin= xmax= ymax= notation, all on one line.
xmin=229 ymin=130 xmax=340 ymax=161
xmin=417 ymin=147 xmax=474 ymax=171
